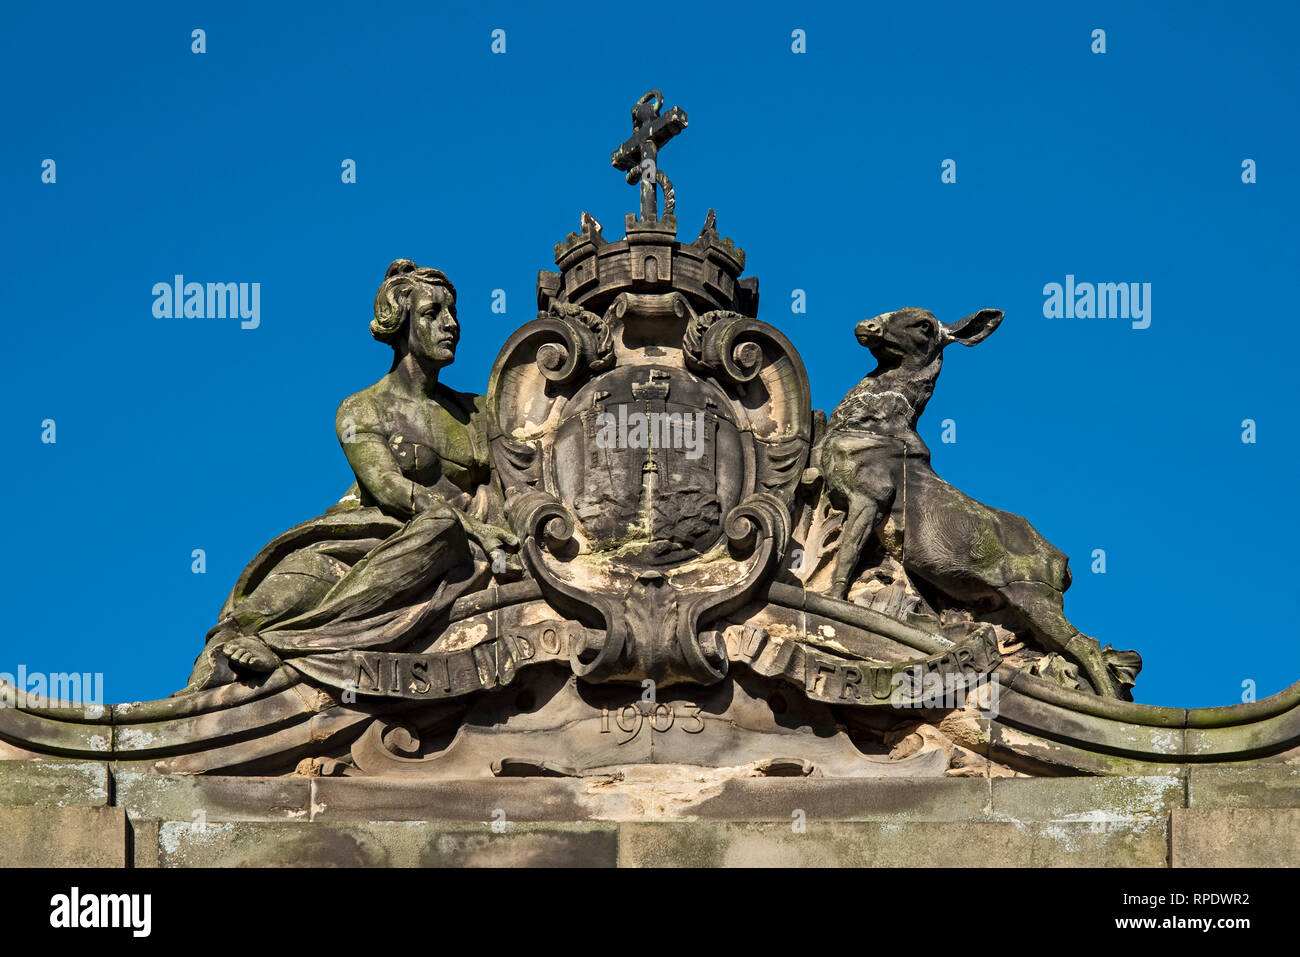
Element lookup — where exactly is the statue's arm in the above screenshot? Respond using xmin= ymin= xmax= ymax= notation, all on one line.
xmin=335 ymin=394 xmax=518 ymax=553
xmin=335 ymin=396 xmax=437 ymax=519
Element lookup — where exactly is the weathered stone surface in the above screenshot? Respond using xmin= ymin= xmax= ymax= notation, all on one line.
xmin=115 ymin=769 xmax=310 ymax=822
xmin=617 ymin=820 xmax=1168 ymax=867
xmin=1187 ymin=765 xmax=1300 ymax=809
xmin=687 ymin=777 xmax=992 ymax=822
xmin=1171 ymin=808 xmax=1300 ymax=867
xmin=988 ymin=721 xmax=1181 ymax=777
xmin=994 ymin=692 xmax=1186 ymax=758
xmin=1183 ymin=708 xmax=1300 ymax=761
xmin=151 ymin=820 xmax=619 ymax=867
xmin=0 ymin=759 xmax=108 ymax=807
xmin=0 ymin=806 xmax=127 ymax=867
xmin=309 ymin=777 xmax=593 ymax=823
xmin=310 ymin=772 xmax=991 ymax=823
xmin=0 ymin=763 xmax=1297 ymax=866
xmin=0 ymin=708 xmax=111 ymax=756
xmin=989 ymin=774 xmax=1183 ymax=822
xmin=131 ymin=818 xmax=160 ymax=868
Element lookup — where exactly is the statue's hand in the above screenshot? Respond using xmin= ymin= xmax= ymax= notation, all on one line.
xmin=464 ymin=517 xmax=525 ymax=582
xmin=409 ymin=488 xmax=518 ymax=554
xmin=462 ymin=517 xmax=519 ymax=554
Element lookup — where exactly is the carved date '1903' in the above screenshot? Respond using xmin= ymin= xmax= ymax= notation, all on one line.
xmin=600 ymin=702 xmax=705 ymax=744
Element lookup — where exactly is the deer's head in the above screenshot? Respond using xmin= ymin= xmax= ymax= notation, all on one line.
xmin=855 ymin=307 xmax=1004 ymax=366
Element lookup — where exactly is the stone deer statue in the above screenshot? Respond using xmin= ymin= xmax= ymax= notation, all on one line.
xmin=817 ymin=306 xmax=1141 ymax=698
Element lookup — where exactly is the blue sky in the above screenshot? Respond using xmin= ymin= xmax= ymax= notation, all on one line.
xmin=2 ymin=1 xmax=1296 ymax=707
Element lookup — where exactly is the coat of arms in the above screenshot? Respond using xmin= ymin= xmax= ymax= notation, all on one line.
xmin=0 ymin=91 xmax=1153 ymax=781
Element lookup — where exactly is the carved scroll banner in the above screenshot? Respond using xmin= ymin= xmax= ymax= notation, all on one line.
xmin=723 ymin=624 xmax=1004 ymax=708
xmin=289 ymin=621 xmax=589 ymax=701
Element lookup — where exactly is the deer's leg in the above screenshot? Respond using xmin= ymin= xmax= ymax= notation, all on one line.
xmin=829 ymin=495 xmax=885 ymax=600
xmin=998 ymin=580 xmax=1141 ymax=699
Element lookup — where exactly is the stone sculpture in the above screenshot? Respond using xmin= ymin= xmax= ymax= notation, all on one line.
xmin=184 ymin=262 xmax=516 ymax=693
xmin=10 ymin=90 xmax=1296 ymax=785
xmin=817 ymin=306 xmax=1141 ymax=698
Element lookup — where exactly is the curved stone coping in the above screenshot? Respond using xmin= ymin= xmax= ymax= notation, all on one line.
xmin=111 ymin=687 xmax=318 ymax=758
xmin=0 ymin=708 xmax=113 ymax=758
xmin=999 ymin=667 xmax=1184 ymax=727
xmin=1001 ymin=666 xmax=1300 ymax=731
xmin=994 ymin=667 xmax=1300 ymax=762
xmin=0 ymin=683 xmax=327 ymax=761
xmin=1185 ymin=681 xmax=1300 ymax=728
xmin=149 ymin=707 xmax=373 ymax=774
xmin=0 ymin=666 xmax=299 ymax=725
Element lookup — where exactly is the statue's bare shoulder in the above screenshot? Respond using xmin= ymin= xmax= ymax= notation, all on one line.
xmin=335 ymin=377 xmax=397 ymax=442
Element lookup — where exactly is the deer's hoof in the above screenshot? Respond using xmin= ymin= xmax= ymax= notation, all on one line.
xmin=1065 ymin=637 xmax=1140 ymax=700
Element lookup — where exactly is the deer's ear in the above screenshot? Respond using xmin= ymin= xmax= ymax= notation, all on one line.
xmin=943 ymin=308 xmax=1003 ymax=347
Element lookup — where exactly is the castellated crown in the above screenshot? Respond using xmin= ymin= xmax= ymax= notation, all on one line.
xmin=535 ymin=89 xmax=759 ymax=319
xmin=536 ymin=210 xmax=758 ymax=318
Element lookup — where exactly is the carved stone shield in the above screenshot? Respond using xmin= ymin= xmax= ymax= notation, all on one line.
xmin=485 ymin=291 xmax=812 ymax=687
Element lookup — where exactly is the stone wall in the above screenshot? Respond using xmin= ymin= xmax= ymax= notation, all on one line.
xmin=0 ymin=761 xmax=1295 ymax=867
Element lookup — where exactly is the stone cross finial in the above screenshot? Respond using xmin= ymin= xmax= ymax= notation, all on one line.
xmin=611 ymin=89 xmax=688 ymax=222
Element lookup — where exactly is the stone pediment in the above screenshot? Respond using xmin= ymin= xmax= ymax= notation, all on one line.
xmin=4 ymin=90 xmax=1299 ymax=795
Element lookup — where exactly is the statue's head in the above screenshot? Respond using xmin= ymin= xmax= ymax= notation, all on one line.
xmin=855 ymin=306 xmax=1003 ymax=365
xmin=371 ymin=259 xmax=459 ymax=368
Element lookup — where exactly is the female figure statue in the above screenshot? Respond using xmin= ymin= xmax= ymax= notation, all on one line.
xmin=184 ymin=260 xmax=515 ymax=692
